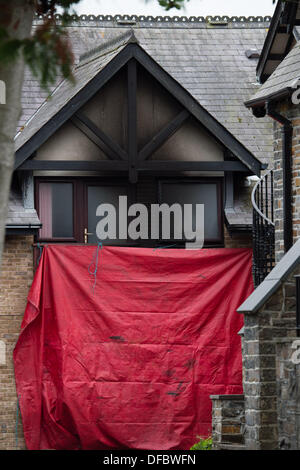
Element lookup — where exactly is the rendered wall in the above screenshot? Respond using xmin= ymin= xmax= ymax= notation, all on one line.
xmin=35 ymin=66 xmax=224 ymax=166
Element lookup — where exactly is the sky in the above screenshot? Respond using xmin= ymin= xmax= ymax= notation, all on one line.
xmin=72 ymin=0 xmax=276 ymax=17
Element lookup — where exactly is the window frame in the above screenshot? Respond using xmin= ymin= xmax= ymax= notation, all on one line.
xmin=35 ymin=176 xmax=224 ymax=247
xmin=157 ymin=177 xmax=224 ymax=247
xmin=35 ymin=176 xmax=134 ymax=244
xmin=35 ymin=178 xmax=78 ymax=243
xmin=82 ymin=179 xmax=135 ymax=245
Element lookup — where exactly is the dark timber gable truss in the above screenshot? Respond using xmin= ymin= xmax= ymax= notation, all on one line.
xmin=15 ymin=33 xmax=264 ymax=181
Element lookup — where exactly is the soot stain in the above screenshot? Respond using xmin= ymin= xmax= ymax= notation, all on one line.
xmin=184 ymin=358 xmax=196 ymax=369
xmin=109 ymin=336 xmax=125 ymax=342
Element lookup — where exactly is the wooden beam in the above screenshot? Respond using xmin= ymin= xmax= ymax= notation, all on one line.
xmin=19 ymin=159 xmax=248 ymax=173
xmin=15 ymin=42 xmax=262 ymax=176
xmin=127 ymin=59 xmax=138 ymax=183
xmin=268 ymin=54 xmax=285 ymax=61
xmin=132 ymin=46 xmax=262 ymax=176
xmin=19 ymin=160 xmax=128 ymax=171
xmin=224 ymin=171 xmax=234 ymax=209
xmin=72 ymin=112 xmax=127 ymax=161
xmin=138 ymin=161 xmax=248 ymax=172
xmin=138 ymin=109 xmax=189 ymax=161
xmin=15 ymin=44 xmax=135 ymax=169
xmin=71 ymin=116 xmax=118 ymax=161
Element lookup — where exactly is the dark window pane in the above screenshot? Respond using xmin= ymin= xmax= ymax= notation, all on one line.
xmin=88 ymin=185 xmax=128 ymax=245
xmin=160 ymin=182 xmax=220 ymax=241
xmin=39 ymin=182 xmax=73 ymax=238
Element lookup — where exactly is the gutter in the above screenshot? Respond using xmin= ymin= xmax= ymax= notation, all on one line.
xmin=5 ymin=224 xmax=42 ymax=235
xmin=226 ymin=224 xmax=252 ymax=234
xmin=266 ymin=101 xmax=293 ymax=253
xmin=244 ymin=87 xmax=291 ymax=111
xmin=5 ymin=224 xmax=42 ymax=229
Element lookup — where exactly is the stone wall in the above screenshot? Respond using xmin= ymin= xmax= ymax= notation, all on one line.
xmin=242 ymin=265 xmax=300 ymax=449
xmin=210 ymin=394 xmax=245 ymax=449
xmin=0 ymin=235 xmax=34 ymax=450
xmin=276 ymin=338 xmax=300 ymax=449
xmin=273 ymin=101 xmax=300 ymax=262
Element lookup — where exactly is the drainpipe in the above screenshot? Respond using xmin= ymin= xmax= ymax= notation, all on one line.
xmin=266 ymin=102 xmax=293 ymax=253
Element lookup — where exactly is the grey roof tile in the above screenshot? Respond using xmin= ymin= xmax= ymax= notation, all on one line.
xmin=225 ymin=182 xmax=253 ymax=227
xmin=6 ymin=188 xmax=41 ymax=227
xmin=248 ymin=42 xmax=300 ymax=104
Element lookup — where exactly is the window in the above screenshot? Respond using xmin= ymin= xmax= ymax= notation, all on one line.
xmin=36 ymin=178 xmax=130 ymax=244
xmin=159 ymin=179 xmax=223 ymax=245
xmin=87 ymin=183 xmax=129 ymax=245
xmin=38 ymin=182 xmax=74 ymax=239
xmin=36 ymin=178 xmax=223 ymax=246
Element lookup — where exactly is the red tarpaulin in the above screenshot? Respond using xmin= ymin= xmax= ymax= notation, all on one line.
xmin=14 ymin=246 xmax=253 ymax=450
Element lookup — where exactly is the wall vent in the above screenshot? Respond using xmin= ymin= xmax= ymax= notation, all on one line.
xmin=245 ymin=49 xmax=260 ymax=59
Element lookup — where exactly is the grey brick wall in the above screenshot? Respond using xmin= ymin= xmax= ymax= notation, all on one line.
xmin=210 ymin=395 xmax=245 ymax=449
xmin=273 ymin=101 xmax=300 ymax=262
xmin=242 ymin=266 xmax=300 ymax=449
xmin=276 ymin=338 xmax=300 ymax=449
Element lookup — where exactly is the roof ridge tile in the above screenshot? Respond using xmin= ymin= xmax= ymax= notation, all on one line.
xmin=78 ymin=29 xmax=137 ymax=65
xmin=33 ymin=13 xmax=272 ymax=28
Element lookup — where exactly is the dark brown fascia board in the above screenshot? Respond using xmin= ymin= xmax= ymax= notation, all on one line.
xmin=19 ymin=160 xmax=250 ymax=172
xmin=226 ymin=223 xmax=252 ymax=234
xmin=5 ymin=224 xmax=41 ymax=236
xmin=256 ymin=1 xmax=286 ymax=83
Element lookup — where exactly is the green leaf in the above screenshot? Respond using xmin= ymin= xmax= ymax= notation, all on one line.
xmin=190 ymin=437 xmax=212 ymax=450
xmin=0 ymin=38 xmax=22 ymax=64
xmin=0 ymin=0 xmax=189 ymax=90
xmin=0 ymin=27 xmax=9 ymax=42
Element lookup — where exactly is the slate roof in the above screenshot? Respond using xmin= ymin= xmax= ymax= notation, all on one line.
xmin=246 ymin=41 xmax=300 ymax=106
xmin=17 ymin=15 xmax=273 ymax=167
xmin=225 ymin=203 xmax=252 ymax=228
xmin=6 ymin=187 xmax=40 ymax=228
xmin=225 ymin=179 xmax=254 ymax=228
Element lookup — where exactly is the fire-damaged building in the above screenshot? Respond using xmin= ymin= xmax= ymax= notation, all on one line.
xmin=0 ymin=13 xmax=276 ymax=450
